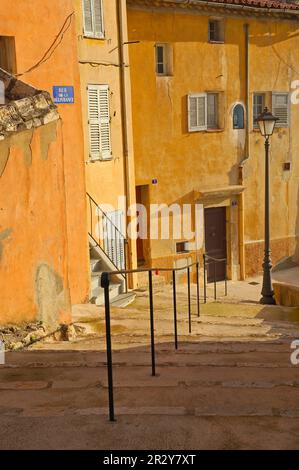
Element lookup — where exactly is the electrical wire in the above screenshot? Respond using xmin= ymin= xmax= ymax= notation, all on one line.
xmin=16 ymin=12 xmax=74 ymax=78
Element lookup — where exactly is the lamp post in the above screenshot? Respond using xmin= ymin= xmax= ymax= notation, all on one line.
xmin=256 ymin=107 xmax=278 ymax=305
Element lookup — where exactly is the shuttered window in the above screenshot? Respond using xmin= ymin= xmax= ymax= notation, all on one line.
xmin=272 ymin=92 xmax=289 ymax=127
xmin=88 ymin=84 xmax=112 ymax=161
xmin=83 ymin=0 xmax=104 ymax=38
xmin=188 ymin=94 xmax=207 ymax=132
xmin=188 ymin=93 xmax=219 ymax=132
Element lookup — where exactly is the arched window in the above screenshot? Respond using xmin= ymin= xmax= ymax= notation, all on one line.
xmin=0 ymin=80 xmax=4 ymax=105
xmin=233 ymin=104 xmax=244 ymax=129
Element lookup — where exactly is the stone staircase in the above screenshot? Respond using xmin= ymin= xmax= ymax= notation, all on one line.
xmin=89 ymin=235 xmax=136 ymax=308
xmin=23 ymin=298 xmax=299 ymax=449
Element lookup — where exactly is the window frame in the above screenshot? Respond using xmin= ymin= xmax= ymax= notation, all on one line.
xmin=188 ymin=92 xmax=220 ymax=132
xmin=155 ymin=43 xmax=173 ymax=77
xmin=208 ymin=18 xmax=225 ymax=43
xmin=207 ymin=93 xmax=219 ymax=129
xmin=82 ymin=0 xmax=105 ymax=39
xmin=233 ymin=104 xmax=245 ymax=130
xmin=253 ymin=93 xmax=266 ymax=129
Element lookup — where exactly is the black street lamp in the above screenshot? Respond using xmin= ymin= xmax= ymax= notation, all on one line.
xmin=256 ymin=107 xmax=278 ymax=305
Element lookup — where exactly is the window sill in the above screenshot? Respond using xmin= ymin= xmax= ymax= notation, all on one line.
xmin=83 ymin=34 xmax=105 ymax=41
xmin=206 ymin=128 xmax=224 ymax=133
xmin=209 ymin=40 xmax=224 ymax=44
xmin=87 ymin=157 xmax=113 ymax=163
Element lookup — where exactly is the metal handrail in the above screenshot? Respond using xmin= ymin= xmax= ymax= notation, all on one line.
xmin=203 ymin=253 xmax=228 ymax=303
xmin=87 ymin=193 xmax=128 ymax=289
xmin=87 ymin=192 xmax=125 ymax=239
xmin=101 ymin=261 xmax=201 ymax=422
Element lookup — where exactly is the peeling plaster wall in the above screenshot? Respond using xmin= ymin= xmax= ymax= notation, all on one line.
xmin=0 ymin=122 xmax=71 ymax=326
xmin=0 ymin=0 xmax=90 ymax=309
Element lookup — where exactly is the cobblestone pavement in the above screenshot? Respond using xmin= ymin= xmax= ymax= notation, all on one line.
xmin=1 ymin=287 xmax=299 ymax=450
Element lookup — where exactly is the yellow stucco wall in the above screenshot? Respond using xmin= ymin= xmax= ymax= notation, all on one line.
xmin=74 ymin=0 xmax=137 ymax=274
xmin=127 ymin=6 xmax=299 ymax=277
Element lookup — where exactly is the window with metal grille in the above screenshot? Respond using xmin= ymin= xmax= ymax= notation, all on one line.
xmin=253 ymin=93 xmax=265 ymax=128
xmin=208 ymin=19 xmax=224 ymax=42
xmin=87 ymin=84 xmax=112 ymax=161
xmin=83 ymin=0 xmax=104 ymax=39
xmin=272 ymin=92 xmax=289 ymax=127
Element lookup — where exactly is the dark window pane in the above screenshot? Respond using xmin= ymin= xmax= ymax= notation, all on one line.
xmin=157 ymin=46 xmax=164 ymax=63
xmin=207 ymin=93 xmax=218 ymax=128
xmin=233 ymin=104 xmax=244 ymax=129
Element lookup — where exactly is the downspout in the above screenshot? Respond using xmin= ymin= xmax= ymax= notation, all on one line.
xmin=239 ymin=23 xmax=250 ymax=280
xmin=116 ymin=0 xmax=134 ymax=278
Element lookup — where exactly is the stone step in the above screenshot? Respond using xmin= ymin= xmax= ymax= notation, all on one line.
xmin=1 ymin=377 xmax=299 ymax=419
xmin=91 ymin=283 xmax=122 ymax=306
xmin=4 ymin=362 xmax=298 ymax=389
xmin=90 ymin=258 xmax=104 ymax=273
xmin=110 ymin=292 xmax=136 ymax=308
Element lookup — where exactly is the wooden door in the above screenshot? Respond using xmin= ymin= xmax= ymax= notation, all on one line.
xmin=204 ymin=207 xmax=227 ymax=282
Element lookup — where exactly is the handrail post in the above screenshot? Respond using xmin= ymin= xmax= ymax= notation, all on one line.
xmin=101 ymin=272 xmax=115 ymax=422
xmin=225 ymin=260 xmax=228 ymax=297
xmin=172 ymin=270 xmax=178 ymax=350
xmin=196 ymin=261 xmax=200 ymax=317
xmin=187 ymin=266 xmax=191 ymax=334
xmin=214 ymin=261 xmax=217 ymax=301
xmin=204 ymin=254 xmax=207 ymax=304
xmin=124 ymin=240 xmax=128 ymax=293
xmin=148 ymin=271 xmax=156 ymax=376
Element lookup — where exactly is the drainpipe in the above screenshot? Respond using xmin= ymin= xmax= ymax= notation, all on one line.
xmin=239 ymin=23 xmax=250 ymax=280
xmin=116 ymin=0 xmax=135 ymax=281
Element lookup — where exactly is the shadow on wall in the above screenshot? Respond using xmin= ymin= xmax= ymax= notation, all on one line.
xmin=292 ymin=183 xmax=299 ymax=264
xmin=35 ymin=264 xmax=71 ymax=329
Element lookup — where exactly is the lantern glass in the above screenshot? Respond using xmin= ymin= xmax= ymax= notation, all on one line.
xmin=256 ymin=107 xmax=278 ymax=138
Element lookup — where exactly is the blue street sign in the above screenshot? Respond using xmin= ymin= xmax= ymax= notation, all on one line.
xmin=53 ymin=86 xmax=74 ymax=104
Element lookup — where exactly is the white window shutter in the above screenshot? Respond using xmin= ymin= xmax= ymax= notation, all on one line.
xmin=98 ymin=85 xmax=112 ymax=159
xmin=272 ymin=92 xmax=289 ymax=127
xmin=88 ymin=85 xmax=101 ymax=160
xmin=83 ymin=0 xmax=93 ymax=36
xmin=94 ymin=0 xmax=104 ymax=38
xmin=188 ymin=94 xmax=207 ymax=132
xmin=88 ymin=85 xmax=112 ymax=161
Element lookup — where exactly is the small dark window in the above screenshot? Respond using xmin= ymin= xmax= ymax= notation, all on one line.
xmin=155 ymin=43 xmax=172 ymax=76
xmin=0 ymin=36 xmax=16 ymax=74
xmin=156 ymin=45 xmax=165 ymax=75
xmin=208 ymin=19 xmax=224 ymax=43
xmin=283 ymin=162 xmax=291 ymax=171
xmin=233 ymin=104 xmax=245 ymax=129
xmin=176 ymin=241 xmax=189 ymax=253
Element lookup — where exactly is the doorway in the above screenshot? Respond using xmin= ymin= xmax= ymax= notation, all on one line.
xmin=135 ymin=185 xmax=149 ymax=265
xmin=204 ymin=207 xmax=227 ymax=282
